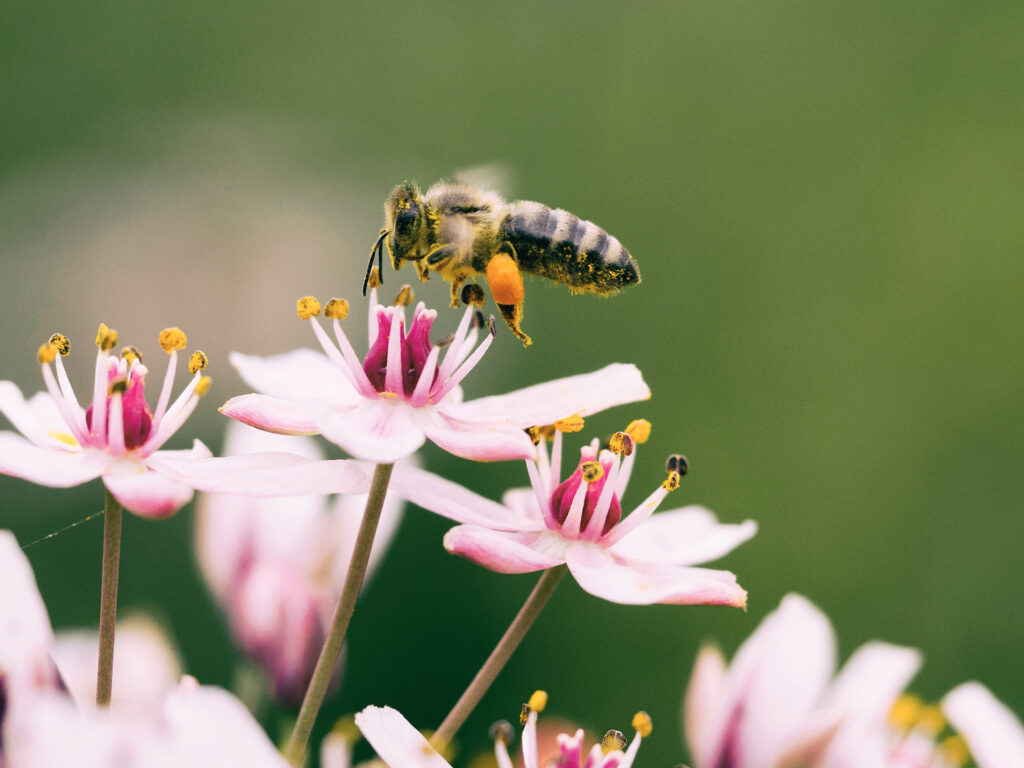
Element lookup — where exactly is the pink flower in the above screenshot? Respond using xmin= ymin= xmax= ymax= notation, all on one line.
xmin=392 ymin=422 xmax=755 ymax=607
xmin=221 ymin=290 xmax=650 ymax=463
xmin=351 ymin=692 xmax=651 ymax=768
xmin=683 ymin=593 xmax=1022 ymax=768
xmin=195 ymin=422 xmax=404 ymax=706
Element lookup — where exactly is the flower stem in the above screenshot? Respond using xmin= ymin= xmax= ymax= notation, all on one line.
xmin=96 ymin=488 xmax=123 ymax=707
xmin=284 ymin=462 xmax=395 ymax=767
xmin=430 ymin=564 xmax=568 ymax=752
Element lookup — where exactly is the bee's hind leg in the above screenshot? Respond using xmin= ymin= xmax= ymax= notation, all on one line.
xmin=486 ymin=243 xmax=532 ymax=347
xmin=496 ymin=302 xmax=532 ymax=347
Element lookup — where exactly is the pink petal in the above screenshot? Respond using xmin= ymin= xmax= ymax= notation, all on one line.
xmin=420 ymin=409 xmax=537 ymax=461
xmin=103 ymin=462 xmax=196 ymax=519
xmin=355 ymin=705 xmax=453 ymax=768
xmin=319 ymin=399 xmax=426 ymax=463
xmin=220 ymin=393 xmax=326 ymax=436
xmin=222 ymin=420 xmax=324 ymax=460
xmin=149 ymin=449 xmax=370 ymax=497
xmin=609 ymin=506 xmax=757 ymax=566
xmin=230 ymin=349 xmax=359 ymax=407
xmin=0 ymin=382 xmax=59 ymax=448
xmin=444 ymin=526 xmax=567 ymax=574
xmin=453 ymin=363 xmax=650 ymax=428
xmin=684 ymin=645 xmax=727 ymax=768
xmin=822 ymin=641 xmax=922 ymax=720
xmin=943 ymin=682 xmax=1024 ymax=768
xmin=0 ymin=431 xmax=104 ymax=488
xmin=390 ymin=464 xmax=539 ymax=530
xmin=564 ymin=543 xmax=748 ymax=607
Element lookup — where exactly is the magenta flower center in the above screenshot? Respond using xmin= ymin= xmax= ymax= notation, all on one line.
xmin=549 ymin=456 xmax=623 ymax=537
xmin=362 ymin=307 xmax=437 ymax=397
xmin=85 ymin=371 xmax=153 ymax=450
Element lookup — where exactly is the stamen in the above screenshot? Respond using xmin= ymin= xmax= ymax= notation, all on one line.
xmin=461 ymin=283 xmax=485 ymax=306
xmin=431 ymin=324 xmax=496 ymax=402
xmin=527 ymin=426 xmax=543 ymax=445
xmin=601 ymin=483 xmax=672 ymax=544
xmin=489 ymin=720 xmax=515 ymax=745
xmin=120 ymin=346 xmax=142 ymax=364
xmin=195 ymin=376 xmax=212 ymax=397
xmin=889 ymin=694 xmax=922 ymax=730
xmin=188 ymin=350 xmax=208 ymax=375
xmin=528 ymin=690 xmax=548 ymax=713
xmin=330 ymin=318 xmax=378 ymax=397
xmin=48 ymin=333 xmax=70 ymax=356
xmin=581 ymin=461 xmax=603 ymax=483
xmin=296 ymin=296 xmax=322 ymax=319
xmin=384 ymin=308 xmax=405 ymax=395
xmin=561 ymin=476 xmax=590 ymax=537
xmin=625 ymin=419 xmax=651 ymax=444
xmin=324 ymin=298 xmax=349 ymax=320
xmin=526 ymin=459 xmax=557 ymax=529
xmin=152 ymin=348 xmax=178 ymax=427
xmin=609 ymin=431 xmax=634 ymax=456
xmin=393 ymin=284 xmax=415 ymax=306
xmin=37 ymin=343 xmax=58 ymax=364
xmin=40 ymin=359 xmax=87 ymax=445
xmin=90 ymin=350 xmax=109 ymax=443
xmin=109 ymin=379 xmax=128 ymax=395
xmin=409 ymin=344 xmax=441 ymax=407
xmin=554 ymin=414 xmax=585 ymax=433
xmin=601 ymin=731 xmax=626 ymax=754
xmin=106 ymin=392 xmax=126 ymax=455
xmin=159 ymin=327 xmax=187 ymax=353
xmin=549 ymin=428 xmax=563 ymax=495
xmin=916 ymin=705 xmax=945 ymax=735
xmin=939 ymin=735 xmax=969 ymax=767
xmin=631 ymin=712 xmax=652 ymax=739
xmin=665 ymin=454 xmax=689 ymax=476
xmin=584 ymin=454 xmax=620 ymax=540
xmin=95 ymin=323 xmax=118 ymax=351
xmin=520 ymin=704 xmax=531 ymax=727
xmin=662 ymin=470 xmax=681 ymax=492
xmin=437 ymin=304 xmax=476 ymax=383
xmin=367 ymin=266 xmax=381 ymax=289
xmin=50 ymin=343 xmax=87 ymax=436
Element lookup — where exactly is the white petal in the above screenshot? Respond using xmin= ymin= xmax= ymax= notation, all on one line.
xmin=230 ymin=349 xmax=359 ymax=407
xmin=822 ymin=641 xmax=922 ymax=720
xmin=420 ymin=411 xmax=537 ymax=462
xmin=444 ymin=526 xmax=568 ymax=573
xmin=390 ymin=465 xmax=539 ymax=530
xmin=103 ymin=461 xmax=196 ymax=519
xmin=0 ymin=382 xmax=64 ymax=448
xmin=609 ymin=506 xmax=757 ymax=566
xmin=220 ymin=393 xmax=327 ymax=435
xmin=564 ymin=543 xmax=747 ymax=607
xmin=355 ymin=705 xmax=453 ymax=768
xmin=453 ymin=363 xmax=650 ymax=428
xmin=222 ymin=420 xmax=325 ymax=460
xmin=0 ymin=431 xmax=102 ymax=487
xmin=684 ymin=645 xmax=727 ymax=768
xmin=319 ymin=399 xmax=426 ymax=463
xmin=943 ymin=682 xmax=1024 ymax=768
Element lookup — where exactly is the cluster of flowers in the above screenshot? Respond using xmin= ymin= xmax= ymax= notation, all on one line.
xmin=1 ymin=277 xmax=1021 ymax=767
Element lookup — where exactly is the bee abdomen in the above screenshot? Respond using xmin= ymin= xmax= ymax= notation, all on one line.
xmin=500 ymin=201 xmax=639 ymax=295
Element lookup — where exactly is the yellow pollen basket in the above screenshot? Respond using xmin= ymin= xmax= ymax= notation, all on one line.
xmin=581 ymin=461 xmax=604 ymax=483
xmin=527 ymin=690 xmax=548 ymax=713
xmin=188 ymin=350 xmax=208 ymax=375
xmin=625 ymin=419 xmax=651 ymax=444
xmin=297 ymin=296 xmax=322 ymax=319
xmin=37 ymin=342 xmax=59 ymax=365
xmin=48 ymin=333 xmax=70 ymax=356
xmin=601 ymin=730 xmax=627 ymax=754
xmin=393 ymin=285 xmax=415 ymax=306
xmin=325 ymin=298 xmax=350 ymax=320
xmin=159 ymin=327 xmax=187 ymax=353
xmin=95 ymin=323 xmax=118 ymax=351
xmin=632 ymin=711 xmax=653 ymax=738
xmin=195 ymin=376 xmax=213 ymax=397
xmin=554 ymin=414 xmax=585 ymax=433
xmin=609 ymin=431 xmax=634 ymax=456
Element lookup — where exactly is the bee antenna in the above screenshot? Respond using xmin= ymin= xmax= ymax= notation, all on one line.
xmin=363 ymin=229 xmax=388 ymax=296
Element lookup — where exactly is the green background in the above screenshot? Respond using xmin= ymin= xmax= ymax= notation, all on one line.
xmin=2 ymin=1 xmax=1022 ymax=764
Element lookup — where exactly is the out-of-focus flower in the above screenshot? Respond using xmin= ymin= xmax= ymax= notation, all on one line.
xmin=943 ymin=683 xmax=1024 ymax=768
xmin=195 ymin=422 xmax=404 ymax=706
xmin=0 ymin=530 xmax=289 ymax=767
xmin=394 ymin=421 xmax=754 ymax=606
xmin=352 ymin=691 xmax=650 ymax=768
xmin=682 ymin=593 xmax=1021 ymax=768
xmin=221 ymin=286 xmax=650 ymax=463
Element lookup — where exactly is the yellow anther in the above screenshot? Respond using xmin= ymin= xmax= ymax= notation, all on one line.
xmin=188 ymin=350 xmax=208 ymax=375
xmin=939 ymin=735 xmax=970 ymax=767
xmin=195 ymin=376 xmax=212 ymax=397
xmin=488 ymin=720 xmax=514 ymax=745
xmin=632 ymin=711 xmax=652 ymax=738
xmin=95 ymin=323 xmax=118 ymax=351
xmin=554 ymin=414 xmax=585 ymax=433
xmin=916 ymin=705 xmax=945 ymax=735
xmin=662 ymin=470 xmax=680 ymax=492
xmin=48 ymin=333 xmax=70 ymax=356
xmin=328 ymin=715 xmax=360 ymax=745
xmin=109 ymin=379 xmax=127 ymax=395
xmin=368 ymin=267 xmax=382 ymax=289
xmin=461 ymin=283 xmax=486 ymax=307
xmin=519 ymin=703 xmax=530 ymax=726
xmin=297 ymin=296 xmax=322 ymax=319
xmin=159 ymin=327 xmax=187 ymax=353
xmin=889 ymin=694 xmax=922 ymax=730
xmin=601 ymin=730 xmax=627 ymax=754
xmin=609 ymin=431 xmax=634 ymax=456
xmin=37 ymin=343 xmax=58 ymax=365
xmin=625 ymin=419 xmax=651 ymax=444
xmin=325 ymin=298 xmax=350 ymax=320
xmin=120 ymin=346 xmax=142 ymax=364
xmin=393 ymin=285 xmax=415 ymax=306
xmin=665 ymin=454 xmax=689 ymax=477
xmin=581 ymin=461 xmax=604 ymax=484
xmin=528 ymin=690 xmax=548 ymax=713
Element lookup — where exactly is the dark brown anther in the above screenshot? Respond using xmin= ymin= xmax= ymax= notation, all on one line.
xmin=461 ymin=283 xmax=486 ymax=307
xmin=665 ymin=454 xmax=689 ymax=476
xmin=489 ymin=720 xmax=514 ymax=745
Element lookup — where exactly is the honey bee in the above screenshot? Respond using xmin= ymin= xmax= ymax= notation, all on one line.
xmin=364 ymin=180 xmax=640 ymax=346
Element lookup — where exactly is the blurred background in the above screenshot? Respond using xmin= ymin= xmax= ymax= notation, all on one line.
xmin=2 ymin=1 xmax=1022 ymax=764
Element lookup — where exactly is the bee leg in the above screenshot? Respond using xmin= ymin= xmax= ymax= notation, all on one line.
xmin=496 ymin=302 xmax=532 ymax=347
xmin=448 ymin=274 xmax=468 ymax=308
xmin=414 ymin=259 xmax=431 ymax=282
xmin=425 ymin=244 xmax=459 ymax=267
xmin=486 ymin=245 xmax=531 ymax=346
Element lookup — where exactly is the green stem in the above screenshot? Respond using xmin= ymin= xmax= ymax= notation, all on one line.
xmin=430 ymin=564 xmax=568 ymax=752
xmin=284 ymin=463 xmax=395 ymax=767
xmin=96 ymin=489 xmax=123 ymax=707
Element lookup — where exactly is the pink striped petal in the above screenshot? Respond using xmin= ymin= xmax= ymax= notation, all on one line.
xmin=0 ymin=432 xmax=104 ymax=488
xmin=319 ymin=399 xmax=426 ymax=463
xmin=564 ymin=543 xmax=748 ymax=607
xmin=220 ymin=394 xmax=326 ymax=435
xmin=103 ymin=463 xmax=196 ymax=519
xmin=355 ymin=705 xmax=453 ymax=768
xmin=608 ymin=506 xmax=757 ymax=566
xmin=443 ymin=526 xmax=567 ymax=574
xmin=452 ymin=364 xmax=650 ymax=428
xmin=230 ymin=349 xmax=359 ymax=407
xmin=943 ymin=683 xmax=1024 ymax=768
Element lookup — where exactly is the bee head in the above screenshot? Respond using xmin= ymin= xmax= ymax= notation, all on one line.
xmin=385 ymin=181 xmax=427 ymax=267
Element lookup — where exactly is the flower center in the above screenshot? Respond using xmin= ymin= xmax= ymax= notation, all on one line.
xmin=362 ymin=303 xmax=438 ymax=397
xmin=549 ymin=454 xmax=623 ymax=537
xmin=85 ymin=365 xmax=153 ymax=450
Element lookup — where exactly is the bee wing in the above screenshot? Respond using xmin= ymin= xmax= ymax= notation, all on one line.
xmin=454 ymin=163 xmax=516 ymax=199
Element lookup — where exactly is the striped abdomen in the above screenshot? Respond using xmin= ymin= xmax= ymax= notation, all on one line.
xmin=498 ymin=201 xmax=640 ymax=295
